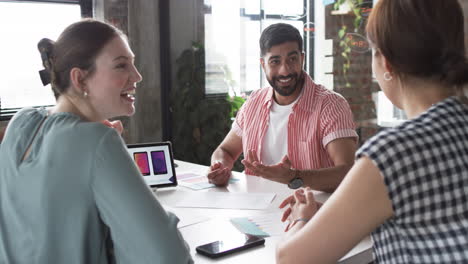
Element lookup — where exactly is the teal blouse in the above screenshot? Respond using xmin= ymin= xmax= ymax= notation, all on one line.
xmin=0 ymin=108 xmax=193 ymax=264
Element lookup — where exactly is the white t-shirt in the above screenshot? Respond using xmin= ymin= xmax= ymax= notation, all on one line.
xmin=261 ymin=95 xmax=301 ymax=165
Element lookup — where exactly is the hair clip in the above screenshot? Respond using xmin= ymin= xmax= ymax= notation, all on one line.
xmin=40 ymin=49 xmax=49 ymax=63
xmin=40 ymin=49 xmax=52 ymax=69
xmin=39 ymin=69 xmax=51 ymax=86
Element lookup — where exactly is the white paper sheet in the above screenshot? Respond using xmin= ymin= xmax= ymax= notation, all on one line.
xmin=163 ymin=205 xmax=210 ymax=228
xmin=174 ymin=192 xmax=276 ymax=210
xmin=177 ymin=173 xmax=239 ymax=190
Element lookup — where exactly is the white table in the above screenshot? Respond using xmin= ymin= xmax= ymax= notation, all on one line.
xmin=156 ymin=160 xmax=373 ymax=264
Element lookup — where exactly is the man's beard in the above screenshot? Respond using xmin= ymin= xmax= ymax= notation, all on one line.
xmin=267 ymin=71 xmax=304 ymax=97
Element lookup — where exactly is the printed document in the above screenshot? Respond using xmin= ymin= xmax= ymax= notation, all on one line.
xmin=175 ymin=192 xmax=276 ymax=210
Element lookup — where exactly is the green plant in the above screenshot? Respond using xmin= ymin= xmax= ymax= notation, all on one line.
xmin=334 ymin=0 xmax=365 ymax=87
xmin=338 ymin=25 xmax=352 ymax=87
xmin=228 ymin=95 xmax=246 ymax=120
xmin=171 ymin=42 xmax=246 ymax=168
xmin=334 ymin=0 xmax=364 ymax=29
xmin=219 ymin=64 xmax=246 ymax=119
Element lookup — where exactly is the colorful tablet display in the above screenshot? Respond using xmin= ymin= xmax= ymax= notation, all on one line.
xmin=133 ymin=152 xmax=150 ymax=176
xmin=126 ymin=142 xmax=177 ymax=188
xmin=151 ymin=150 xmax=167 ymax=175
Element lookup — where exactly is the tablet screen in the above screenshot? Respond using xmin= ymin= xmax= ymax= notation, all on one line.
xmin=127 ymin=142 xmax=177 ymax=188
xmin=134 ymin=152 xmax=151 ymax=176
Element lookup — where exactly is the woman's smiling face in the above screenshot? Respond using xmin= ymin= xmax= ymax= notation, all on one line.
xmin=84 ymin=35 xmax=142 ymax=120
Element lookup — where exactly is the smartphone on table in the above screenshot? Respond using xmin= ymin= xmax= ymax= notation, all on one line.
xmin=196 ymin=234 xmax=265 ymax=259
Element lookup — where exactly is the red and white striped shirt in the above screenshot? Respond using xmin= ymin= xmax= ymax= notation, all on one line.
xmin=232 ymin=72 xmax=358 ymax=175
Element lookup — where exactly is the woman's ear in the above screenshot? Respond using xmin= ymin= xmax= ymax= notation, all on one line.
xmin=69 ymin=67 xmax=88 ymax=94
xmin=383 ymin=56 xmax=393 ymax=74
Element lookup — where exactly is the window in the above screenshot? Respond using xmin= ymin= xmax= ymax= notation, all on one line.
xmin=376 ymin=91 xmax=407 ymax=127
xmin=204 ymin=0 xmax=314 ymax=96
xmin=0 ymin=0 xmax=81 ymax=119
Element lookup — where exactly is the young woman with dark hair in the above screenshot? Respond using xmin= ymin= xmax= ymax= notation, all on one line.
xmin=276 ymin=0 xmax=468 ymax=263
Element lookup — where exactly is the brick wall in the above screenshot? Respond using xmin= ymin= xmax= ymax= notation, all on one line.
xmin=325 ymin=4 xmax=379 ymax=145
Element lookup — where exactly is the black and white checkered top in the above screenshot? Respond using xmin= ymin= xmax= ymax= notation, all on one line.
xmin=356 ymin=96 xmax=468 ymax=263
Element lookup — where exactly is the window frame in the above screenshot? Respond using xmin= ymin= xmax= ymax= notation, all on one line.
xmin=0 ymin=0 xmax=78 ymax=3
xmin=203 ymin=0 xmax=314 ymax=98
xmin=0 ymin=0 xmax=86 ymax=121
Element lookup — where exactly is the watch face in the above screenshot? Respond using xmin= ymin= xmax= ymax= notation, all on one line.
xmin=288 ymin=178 xmax=303 ymax=189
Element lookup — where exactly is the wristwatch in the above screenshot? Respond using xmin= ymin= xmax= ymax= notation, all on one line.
xmin=288 ymin=169 xmax=303 ymax=189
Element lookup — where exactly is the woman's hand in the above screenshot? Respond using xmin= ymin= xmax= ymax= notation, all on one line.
xmin=101 ymin=119 xmax=123 ymax=135
xmin=279 ymin=187 xmax=320 ymax=231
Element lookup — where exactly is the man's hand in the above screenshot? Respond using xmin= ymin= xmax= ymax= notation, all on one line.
xmin=101 ymin=119 xmax=123 ymax=135
xmin=207 ymin=161 xmax=231 ymax=186
xmin=242 ymin=150 xmax=293 ymax=184
xmin=279 ymin=187 xmax=321 ymax=231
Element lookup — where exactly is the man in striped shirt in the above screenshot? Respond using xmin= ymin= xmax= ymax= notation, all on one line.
xmin=207 ymin=23 xmax=358 ymax=192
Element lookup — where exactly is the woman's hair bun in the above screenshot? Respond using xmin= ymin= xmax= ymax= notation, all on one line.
xmin=440 ymin=51 xmax=468 ymax=86
xmin=37 ymin=38 xmax=55 ymax=69
xmin=37 ymin=38 xmax=55 ymax=86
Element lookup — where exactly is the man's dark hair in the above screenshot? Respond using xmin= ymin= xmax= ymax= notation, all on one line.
xmin=259 ymin=23 xmax=303 ymax=57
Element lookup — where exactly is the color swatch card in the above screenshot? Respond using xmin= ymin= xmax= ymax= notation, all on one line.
xmin=177 ymin=173 xmax=239 ymax=190
xmin=230 ymin=212 xmax=288 ymax=237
